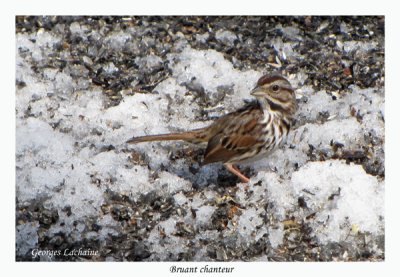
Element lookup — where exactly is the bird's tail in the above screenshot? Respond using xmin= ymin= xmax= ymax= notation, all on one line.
xmin=126 ymin=129 xmax=208 ymax=144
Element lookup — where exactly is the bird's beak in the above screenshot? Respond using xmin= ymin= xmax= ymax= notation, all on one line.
xmin=250 ymin=86 xmax=264 ymax=97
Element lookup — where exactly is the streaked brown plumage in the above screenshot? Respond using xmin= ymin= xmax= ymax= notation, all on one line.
xmin=127 ymin=74 xmax=297 ymax=183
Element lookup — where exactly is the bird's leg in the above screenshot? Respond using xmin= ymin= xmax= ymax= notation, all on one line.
xmin=224 ymin=163 xmax=250 ymax=183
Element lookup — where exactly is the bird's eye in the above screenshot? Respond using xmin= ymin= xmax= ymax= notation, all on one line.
xmin=272 ymin=85 xmax=280 ymax=92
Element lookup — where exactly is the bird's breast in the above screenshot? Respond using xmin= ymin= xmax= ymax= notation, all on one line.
xmin=260 ymin=112 xmax=290 ymax=153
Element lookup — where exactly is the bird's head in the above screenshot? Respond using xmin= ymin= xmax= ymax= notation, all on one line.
xmin=251 ymin=74 xmax=297 ymax=116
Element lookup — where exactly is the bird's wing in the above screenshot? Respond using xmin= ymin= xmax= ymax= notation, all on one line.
xmin=203 ymin=118 xmax=259 ymax=164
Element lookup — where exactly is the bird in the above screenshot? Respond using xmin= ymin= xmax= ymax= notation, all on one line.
xmin=127 ymin=74 xmax=297 ymax=183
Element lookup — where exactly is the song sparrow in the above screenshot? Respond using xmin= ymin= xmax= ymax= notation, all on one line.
xmin=127 ymin=74 xmax=297 ymax=183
